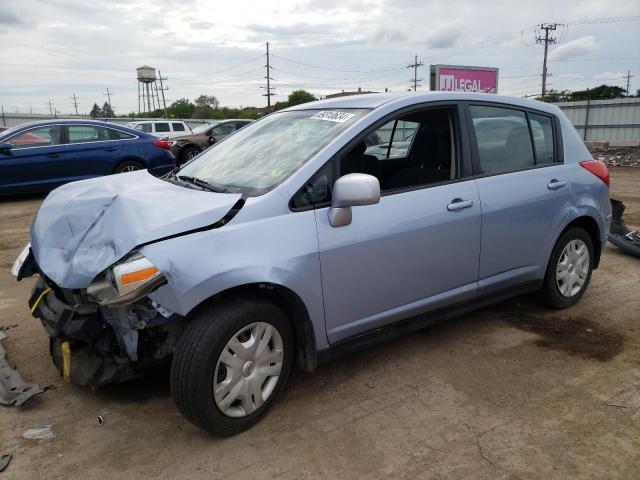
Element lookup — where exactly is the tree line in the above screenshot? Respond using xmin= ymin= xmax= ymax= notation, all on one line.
xmin=133 ymin=90 xmax=317 ymax=120
xmin=538 ymin=84 xmax=639 ymax=103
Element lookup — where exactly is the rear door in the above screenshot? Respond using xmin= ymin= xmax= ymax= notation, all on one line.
xmin=466 ymin=103 xmax=571 ymax=295
xmin=63 ymin=124 xmax=123 ymax=179
xmin=0 ymin=125 xmax=66 ymax=191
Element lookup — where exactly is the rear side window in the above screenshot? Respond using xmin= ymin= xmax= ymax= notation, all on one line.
xmin=470 ymin=106 xmax=534 ymax=175
xmin=155 ymin=123 xmax=170 ymax=133
xmin=136 ymin=124 xmax=152 ymax=133
xmin=528 ymin=113 xmax=555 ymax=165
xmin=172 ymin=123 xmax=186 ymax=132
xmin=67 ymin=125 xmax=111 ymax=143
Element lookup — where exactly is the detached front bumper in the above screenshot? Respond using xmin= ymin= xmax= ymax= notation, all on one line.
xmin=30 ymin=278 xmax=137 ymax=389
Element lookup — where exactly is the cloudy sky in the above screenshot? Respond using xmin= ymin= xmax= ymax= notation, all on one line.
xmin=1 ymin=0 xmax=639 ymax=115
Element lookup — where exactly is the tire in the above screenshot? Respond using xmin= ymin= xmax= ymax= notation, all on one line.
xmin=170 ymin=297 xmax=293 ymax=436
xmin=180 ymin=146 xmax=201 ymax=165
xmin=540 ymin=227 xmax=594 ymax=309
xmin=114 ymin=160 xmax=144 ymax=174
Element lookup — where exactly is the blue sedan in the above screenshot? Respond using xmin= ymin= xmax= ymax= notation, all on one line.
xmin=0 ymin=119 xmax=175 ymax=194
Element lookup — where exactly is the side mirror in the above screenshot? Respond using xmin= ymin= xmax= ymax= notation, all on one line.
xmin=207 ymin=135 xmax=216 ymax=146
xmin=328 ymin=173 xmax=380 ymax=227
xmin=0 ymin=142 xmax=12 ymax=153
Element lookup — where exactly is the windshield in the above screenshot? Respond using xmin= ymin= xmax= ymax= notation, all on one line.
xmin=192 ymin=123 xmax=218 ymax=134
xmin=177 ymin=109 xmax=367 ymax=194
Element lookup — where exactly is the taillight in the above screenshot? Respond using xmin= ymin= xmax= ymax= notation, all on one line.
xmin=152 ymin=139 xmax=173 ymax=150
xmin=580 ymin=160 xmax=609 ymax=187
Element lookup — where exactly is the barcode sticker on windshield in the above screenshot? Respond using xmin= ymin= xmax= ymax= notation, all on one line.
xmin=310 ymin=111 xmax=355 ymax=123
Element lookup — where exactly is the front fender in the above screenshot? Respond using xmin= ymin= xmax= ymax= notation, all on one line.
xmin=141 ymin=207 xmax=328 ymax=350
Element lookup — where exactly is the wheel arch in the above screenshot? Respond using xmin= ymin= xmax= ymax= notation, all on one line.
xmin=188 ymin=282 xmax=318 ymax=372
xmin=557 ymin=215 xmax=602 ymax=269
xmin=113 ymin=157 xmax=147 ymax=173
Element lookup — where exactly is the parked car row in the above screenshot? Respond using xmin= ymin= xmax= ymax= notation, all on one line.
xmin=0 ymin=118 xmax=252 ymax=194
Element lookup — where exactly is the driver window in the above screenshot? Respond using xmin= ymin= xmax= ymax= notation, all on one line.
xmin=339 ymin=107 xmax=458 ymax=191
xmin=7 ymin=126 xmax=63 ymax=149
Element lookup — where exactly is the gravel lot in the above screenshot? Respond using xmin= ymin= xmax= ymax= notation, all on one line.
xmin=1 ymin=167 xmax=639 ymax=479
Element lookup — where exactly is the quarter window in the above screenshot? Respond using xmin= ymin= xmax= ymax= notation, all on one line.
xmin=470 ymin=106 xmax=534 ymax=174
xmin=172 ymin=123 xmax=186 ymax=132
xmin=155 ymin=123 xmax=170 ymax=133
xmin=528 ymin=113 xmax=555 ymax=165
xmin=7 ymin=126 xmax=62 ymax=149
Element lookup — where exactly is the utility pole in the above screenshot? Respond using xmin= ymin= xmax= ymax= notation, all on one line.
xmin=71 ymin=93 xmax=79 ymax=115
xmin=157 ymin=71 xmax=169 ymax=117
xmin=261 ymin=42 xmax=275 ymax=109
xmin=47 ymin=100 xmax=55 ymax=117
xmin=623 ymin=70 xmax=634 ymax=96
xmin=103 ymin=88 xmax=113 ymax=107
xmin=536 ymin=23 xmax=559 ymax=100
xmin=1 ymin=105 xmax=5 ymax=126
xmin=407 ymin=55 xmax=423 ymax=91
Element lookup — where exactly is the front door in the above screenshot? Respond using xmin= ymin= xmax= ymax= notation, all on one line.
xmin=0 ymin=125 xmax=66 ymax=192
xmin=315 ymin=105 xmax=482 ymax=343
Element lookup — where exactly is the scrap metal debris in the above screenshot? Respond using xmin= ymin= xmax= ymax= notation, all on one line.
xmin=608 ymin=199 xmax=640 ymax=258
xmin=0 ymin=453 xmax=11 ymax=473
xmin=22 ymin=423 xmax=55 ymax=440
xmin=0 ymin=332 xmax=46 ymax=407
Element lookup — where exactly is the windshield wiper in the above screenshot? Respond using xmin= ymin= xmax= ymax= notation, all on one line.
xmin=176 ymin=175 xmax=230 ymax=193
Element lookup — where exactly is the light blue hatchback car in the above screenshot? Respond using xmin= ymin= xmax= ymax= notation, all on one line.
xmin=13 ymin=92 xmax=611 ymax=435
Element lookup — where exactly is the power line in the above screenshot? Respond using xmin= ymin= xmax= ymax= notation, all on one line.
xmin=624 ymin=70 xmax=635 ymax=96
xmin=260 ymin=42 xmax=275 ymax=109
xmin=407 ymin=55 xmax=423 ymax=91
xmin=103 ymin=88 xmax=113 ymax=107
xmin=271 ymin=54 xmax=406 ymax=74
xmin=536 ymin=23 xmax=562 ymax=100
xmin=71 ymin=93 xmax=79 ymax=115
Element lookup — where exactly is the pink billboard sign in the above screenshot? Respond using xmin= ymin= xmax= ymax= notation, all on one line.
xmin=434 ymin=65 xmax=499 ymax=94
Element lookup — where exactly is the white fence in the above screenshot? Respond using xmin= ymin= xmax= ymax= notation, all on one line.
xmin=553 ymin=98 xmax=640 ymax=145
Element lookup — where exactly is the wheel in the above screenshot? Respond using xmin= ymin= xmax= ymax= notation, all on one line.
xmin=180 ymin=146 xmax=201 ymax=164
xmin=540 ymin=228 xmax=594 ymax=309
xmin=170 ymin=297 xmax=293 ymax=436
xmin=115 ymin=160 xmax=144 ymax=173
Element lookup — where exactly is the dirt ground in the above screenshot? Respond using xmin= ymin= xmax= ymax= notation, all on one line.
xmin=1 ymin=167 xmax=639 ymax=479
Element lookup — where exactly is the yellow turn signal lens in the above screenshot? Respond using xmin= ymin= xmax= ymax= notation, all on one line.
xmin=121 ymin=266 xmax=159 ymax=285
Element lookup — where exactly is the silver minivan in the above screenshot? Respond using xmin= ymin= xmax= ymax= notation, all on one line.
xmin=13 ymin=92 xmax=611 ymax=435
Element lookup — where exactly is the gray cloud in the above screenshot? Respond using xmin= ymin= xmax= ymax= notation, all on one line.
xmin=0 ymin=11 xmax=26 ymax=26
xmin=549 ymin=36 xmax=599 ymax=61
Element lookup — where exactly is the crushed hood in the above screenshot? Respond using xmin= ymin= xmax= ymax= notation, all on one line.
xmin=31 ymin=170 xmax=242 ymax=289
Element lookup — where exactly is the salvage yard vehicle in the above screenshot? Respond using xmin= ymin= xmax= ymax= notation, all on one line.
xmin=170 ymin=119 xmax=253 ymax=165
xmin=12 ymin=92 xmax=611 ymax=436
xmin=0 ymin=120 xmax=175 ymax=194
xmin=126 ymin=120 xmax=192 ymax=138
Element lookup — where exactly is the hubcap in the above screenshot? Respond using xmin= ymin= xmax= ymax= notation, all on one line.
xmin=556 ymin=239 xmax=589 ymax=297
xmin=185 ymin=150 xmax=199 ymax=160
xmin=121 ymin=165 xmax=139 ymax=173
xmin=213 ymin=322 xmax=284 ymax=418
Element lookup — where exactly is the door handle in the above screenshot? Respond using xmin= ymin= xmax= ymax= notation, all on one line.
xmin=46 ymin=153 xmax=62 ymax=158
xmin=103 ymin=147 xmax=118 ymax=152
xmin=447 ymin=199 xmax=474 ymax=211
xmin=547 ymin=179 xmax=566 ymax=190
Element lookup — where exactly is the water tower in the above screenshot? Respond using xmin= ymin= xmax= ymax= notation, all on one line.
xmin=137 ymin=65 xmax=161 ymax=114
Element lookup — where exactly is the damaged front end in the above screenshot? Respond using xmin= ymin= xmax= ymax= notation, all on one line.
xmin=13 ymin=238 xmax=188 ymax=390
xmin=27 ymin=269 xmax=184 ymax=389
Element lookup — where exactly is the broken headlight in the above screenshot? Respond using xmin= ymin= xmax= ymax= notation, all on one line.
xmin=86 ymin=252 xmax=165 ymax=306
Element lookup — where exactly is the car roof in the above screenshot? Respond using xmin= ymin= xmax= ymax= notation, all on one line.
xmin=7 ymin=119 xmax=132 ymax=129
xmin=285 ymin=91 xmax=560 ymax=115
